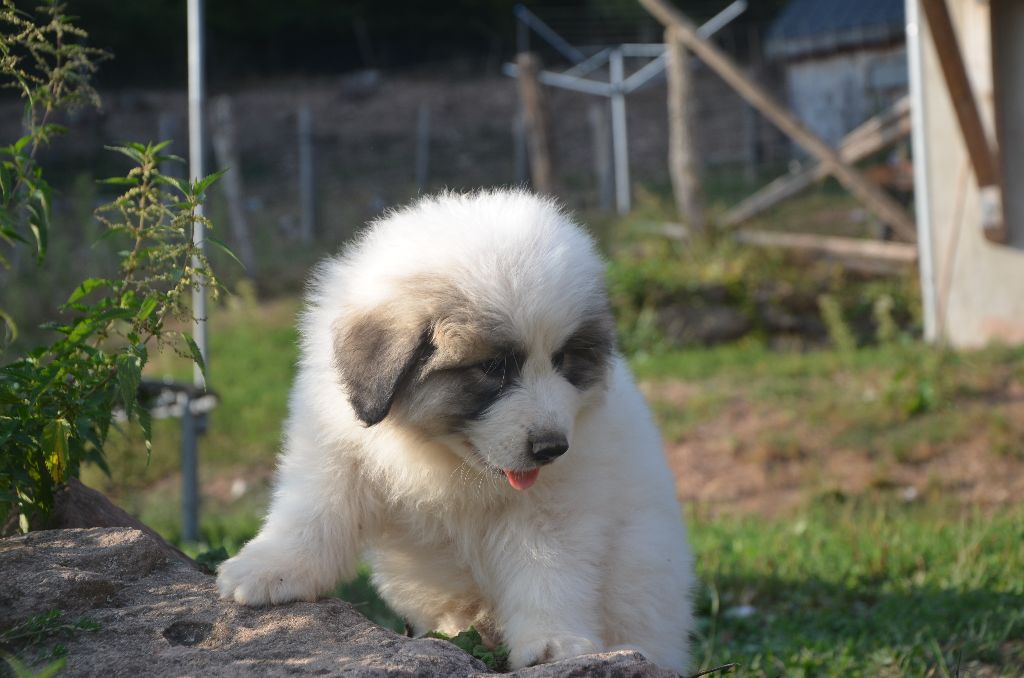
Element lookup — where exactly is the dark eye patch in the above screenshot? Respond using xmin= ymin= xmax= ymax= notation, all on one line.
xmin=553 ymin=316 xmax=614 ymax=389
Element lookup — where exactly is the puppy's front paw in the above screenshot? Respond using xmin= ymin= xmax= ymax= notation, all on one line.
xmin=216 ymin=542 xmax=321 ymax=606
xmin=508 ymin=634 xmax=598 ymax=669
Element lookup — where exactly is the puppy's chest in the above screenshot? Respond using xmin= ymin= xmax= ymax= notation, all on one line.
xmin=377 ymin=502 xmax=504 ymax=561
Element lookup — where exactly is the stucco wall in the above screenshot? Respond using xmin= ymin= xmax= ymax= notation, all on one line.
xmin=917 ymin=0 xmax=1024 ymax=347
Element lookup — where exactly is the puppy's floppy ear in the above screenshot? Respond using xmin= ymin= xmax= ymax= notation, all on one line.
xmin=333 ymin=310 xmax=431 ymax=426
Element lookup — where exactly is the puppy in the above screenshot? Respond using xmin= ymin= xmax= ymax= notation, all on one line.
xmin=217 ymin=190 xmax=695 ymax=671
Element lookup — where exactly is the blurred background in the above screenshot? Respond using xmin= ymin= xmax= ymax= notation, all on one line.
xmin=2 ymin=0 xmax=1023 ymax=675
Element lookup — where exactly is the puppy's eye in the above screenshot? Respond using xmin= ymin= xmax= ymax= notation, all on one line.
xmin=475 ymin=356 xmax=504 ymax=376
xmin=551 ymin=350 xmax=566 ymax=370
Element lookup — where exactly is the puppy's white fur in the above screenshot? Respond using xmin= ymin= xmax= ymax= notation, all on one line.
xmin=217 ymin=190 xmax=695 ymax=671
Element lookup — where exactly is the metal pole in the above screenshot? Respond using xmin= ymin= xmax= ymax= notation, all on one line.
xmin=188 ymin=0 xmax=207 ymax=386
xmin=180 ymin=406 xmax=199 ymax=542
xmin=609 ymin=47 xmax=630 ymax=214
xmin=906 ymin=0 xmax=938 ymax=342
xmin=185 ymin=0 xmax=206 ymax=543
xmin=297 ymin=104 xmax=315 ymax=243
xmin=513 ymin=4 xmax=585 ymax=64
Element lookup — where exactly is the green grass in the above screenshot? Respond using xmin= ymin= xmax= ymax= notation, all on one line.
xmin=691 ymin=499 xmax=1024 ymax=677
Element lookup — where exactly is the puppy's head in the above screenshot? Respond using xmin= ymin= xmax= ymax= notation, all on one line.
xmin=330 ymin=191 xmax=615 ymax=490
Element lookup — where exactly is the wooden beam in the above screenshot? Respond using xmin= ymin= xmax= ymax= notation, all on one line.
xmin=638 ymin=0 xmax=917 ymax=242
xmin=920 ymin=0 xmax=997 ymax=186
xmin=735 ymin=230 xmax=918 ymax=273
xmin=919 ymin=0 xmax=1006 ymax=243
xmin=515 ymin=52 xmax=558 ymax=196
xmin=666 ymin=27 xmax=707 ymax=235
xmin=724 ymin=100 xmax=911 ymax=226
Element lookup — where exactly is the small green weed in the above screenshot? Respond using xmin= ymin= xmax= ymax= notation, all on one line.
xmin=0 ymin=610 xmax=99 ymax=671
xmin=425 ymin=627 xmax=510 ymax=672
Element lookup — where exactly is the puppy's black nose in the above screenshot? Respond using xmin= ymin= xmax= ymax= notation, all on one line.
xmin=530 ymin=432 xmax=569 ymax=464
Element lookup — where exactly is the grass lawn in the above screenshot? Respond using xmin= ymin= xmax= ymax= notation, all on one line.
xmin=85 ymin=296 xmax=1024 ymax=676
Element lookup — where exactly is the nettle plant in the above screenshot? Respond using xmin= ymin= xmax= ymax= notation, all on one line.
xmin=0 ymin=1 xmax=225 ymax=531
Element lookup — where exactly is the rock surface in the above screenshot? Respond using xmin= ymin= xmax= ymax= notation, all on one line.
xmin=1 ymin=528 xmax=677 ymax=677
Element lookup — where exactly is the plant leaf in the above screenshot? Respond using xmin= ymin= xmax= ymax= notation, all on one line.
xmin=183 ymin=333 xmax=207 ymax=380
xmin=205 ymin=234 xmax=245 ymax=270
xmin=115 ymin=352 xmax=142 ymax=419
xmin=193 ymin=169 xmax=227 ymax=197
xmin=41 ymin=419 xmax=71 ymax=484
xmin=66 ymin=277 xmax=109 ymax=305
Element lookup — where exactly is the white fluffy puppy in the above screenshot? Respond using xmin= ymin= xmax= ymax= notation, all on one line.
xmin=217 ymin=190 xmax=695 ymax=671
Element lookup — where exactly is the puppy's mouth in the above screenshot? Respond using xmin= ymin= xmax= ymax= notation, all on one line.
xmin=461 ymin=441 xmax=541 ymax=491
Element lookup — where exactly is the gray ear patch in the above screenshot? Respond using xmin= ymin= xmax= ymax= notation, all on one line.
xmin=333 ymin=312 xmax=431 ymax=426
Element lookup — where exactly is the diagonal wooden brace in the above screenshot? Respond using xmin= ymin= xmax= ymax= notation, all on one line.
xmin=639 ymin=0 xmax=918 ymax=242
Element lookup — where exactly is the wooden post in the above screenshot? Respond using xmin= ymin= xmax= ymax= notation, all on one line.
xmin=638 ymin=0 xmax=917 ymax=242
xmin=919 ymin=0 xmax=1005 ymax=243
xmin=209 ymin=95 xmax=257 ymax=274
xmin=724 ymin=98 xmax=912 ymax=226
xmin=297 ymin=104 xmax=315 ymax=243
xmin=515 ymin=52 xmax=557 ymax=196
xmin=513 ymin=112 xmax=529 ymax=184
xmin=588 ymin=102 xmax=614 ymax=211
xmin=666 ymin=28 xmax=707 ymax=236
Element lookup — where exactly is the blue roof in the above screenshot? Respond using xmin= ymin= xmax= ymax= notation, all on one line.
xmin=766 ymin=0 xmax=905 ymax=59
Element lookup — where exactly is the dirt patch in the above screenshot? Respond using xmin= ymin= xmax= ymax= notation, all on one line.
xmin=647 ymin=379 xmax=1024 ymax=517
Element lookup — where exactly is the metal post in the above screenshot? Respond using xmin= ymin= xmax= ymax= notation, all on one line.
xmin=609 ymin=47 xmax=631 ymax=214
xmin=180 ymin=406 xmax=199 ymax=542
xmin=297 ymin=104 xmax=315 ymax=243
xmin=906 ymin=0 xmax=938 ymax=342
xmin=185 ymin=0 xmax=206 ymax=543
xmin=188 ymin=0 xmax=207 ymax=386
xmin=415 ymin=104 xmax=431 ymax=192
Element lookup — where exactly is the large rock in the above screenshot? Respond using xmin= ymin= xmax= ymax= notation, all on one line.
xmin=1 ymin=528 xmax=675 ymax=677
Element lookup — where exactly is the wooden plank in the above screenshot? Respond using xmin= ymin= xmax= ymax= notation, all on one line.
xmin=666 ymin=28 xmax=707 ymax=235
xmin=515 ymin=52 xmax=558 ymax=196
xmin=735 ymin=230 xmax=918 ymax=272
xmin=724 ymin=102 xmax=911 ymax=226
xmin=919 ymin=0 xmax=1006 ymax=243
xmin=638 ymin=0 xmax=917 ymax=242
xmin=920 ymin=0 xmax=997 ymax=186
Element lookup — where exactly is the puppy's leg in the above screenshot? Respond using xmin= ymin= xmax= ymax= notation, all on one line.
xmin=488 ymin=519 xmax=604 ymax=669
xmin=217 ymin=432 xmax=374 ymax=606
xmin=603 ymin=508 xmax=695 ymax=673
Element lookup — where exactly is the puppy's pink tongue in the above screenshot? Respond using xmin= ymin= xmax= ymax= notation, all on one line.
xmin=504 ymin=468 xmax=540 ymax=491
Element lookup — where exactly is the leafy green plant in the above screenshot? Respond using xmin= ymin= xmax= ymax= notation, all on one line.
xmin=425 ymin=627 xmax=510 ymax=672
xmin=0 ymin=0 xmax=105 ymax=342
xmin=0 ymin=1 xmax=226 ymax=533
xmin=0 ymin=142 xmax=223 ymax=531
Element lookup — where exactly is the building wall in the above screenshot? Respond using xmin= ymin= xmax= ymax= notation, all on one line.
xmin=785 ymin=45 xmax=908 ymax=148
xmin=916 ymin=0 xmax=1024 ymax=347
